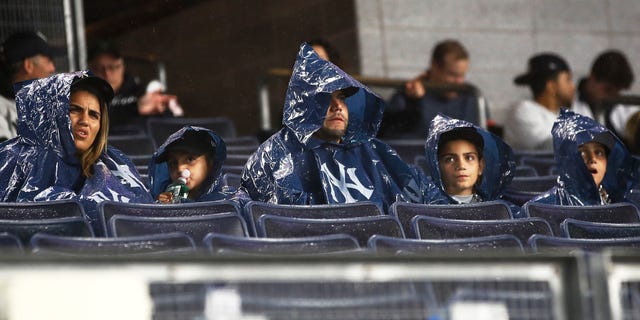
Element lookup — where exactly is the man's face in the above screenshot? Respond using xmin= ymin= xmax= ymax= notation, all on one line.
xmin=316 ymin=91 xmax=349 ymax=143
xmin=430 ymin=54 xmax=469 ymax=85
xmin=554 ymin=71 xmax=576 ymax=107
xmin=90 ymin=53 xmax=125 ymax=92
xmin=28 ymin=54 xmax=56 ymax=79
xmin=579 ymin=142 xmax=608 ymax=186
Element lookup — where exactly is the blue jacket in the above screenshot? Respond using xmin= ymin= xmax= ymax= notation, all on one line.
xmin=419 ymin=115 xmax=520 ymax=212
xmin=149 ymin=125 xmax=232 ymax=202
xmin=531 ymin=109 xmax=639 ymax=205
xmin=241 ymin=43 xmax=422 ymax=209
xmin=0 ymin=71 xmax=153 ymax=234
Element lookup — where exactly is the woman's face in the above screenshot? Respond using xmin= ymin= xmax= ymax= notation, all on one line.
xmin=69 ymin=90 xmax=101 ymax=153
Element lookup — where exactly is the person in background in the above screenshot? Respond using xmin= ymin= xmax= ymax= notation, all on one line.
xmin=0 ymin=31 xmax=62 ymax=141
xmin=0 ymin=71 xmax=153 ymax=235
xmin=382 ymin=39 xmax=488 ymax=138
xmin=528 ymin=110 xmax=638 ymax=206
xmin=308 ymin=38 xmax=340 ymax=65
xmin=572 ymin=50 xmax=637 ymax=141
xmin=503 ymin=53 xmax=575 ymax=151
xmin=241 ymin=43 xmax=422 ymax=210
xmin=418 ymin=114 xmax=521 ymax=215
xmin=150 ymin=126 xmax=233 ymax=203
xmin=88 ymin=41 xmax=181 ymax=133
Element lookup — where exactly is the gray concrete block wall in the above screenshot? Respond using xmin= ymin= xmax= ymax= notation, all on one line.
xmin=355 ymin=0 xmax=640 ymax=125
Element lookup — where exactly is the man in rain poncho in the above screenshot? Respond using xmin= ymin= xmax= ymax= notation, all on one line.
xmin=241 ymin=43 xmax=422 ymax=210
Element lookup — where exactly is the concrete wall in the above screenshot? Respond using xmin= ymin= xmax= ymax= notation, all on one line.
xmin=355 ymin=0 xmax=640 ymax=125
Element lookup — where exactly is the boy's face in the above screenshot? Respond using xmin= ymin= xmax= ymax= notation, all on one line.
xmin=438 ymin=139 xmax=484 ymax=196
xmin=167 ymin=150 xmax=211 ymax=192
xmin=579 ymin=142 xmax=608 ymax=186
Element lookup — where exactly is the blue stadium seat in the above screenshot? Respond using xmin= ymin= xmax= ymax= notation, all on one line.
xmin=0 ymin=217 xmax=94 ymax=244
xmin=0 ymin=232 xmax=23 ymax=253
xmin=99 ymin=200 xmax=240 ymax=237
xmin=514 ymin=165 xmax=538 ymax=177
xmin=257 ymin=215 xmax=404 ymax=247
xmin=411 ymin=216 xmax=552 ymax=246
xmin=204 ymin=233 xmax=360 ymax=255
xmin=225 ymin=136 xmax=259 ymax=148
xmin=30 ymin=232 xmax=196 ymax=256
xmin=382 ymin=139 xmax=425 ymax=163
xmin=224 ymin=154 xmax=251 ymax=167
xmin=245 ymin=201 xmax=383 ymax=237
xmin=524 ymin=202 xmax=640 ymax=236
xmin=520 ymin=157 xmax=557 ymax=176
xmin=109 ymin=134 xmax=155 ymax=156
xmin=147 ymin=117 xmax=237 ymax=148
xmin=529 ymin=234 xmax=640 ymax=252
xmin=0 ymin=199 xmax=86 ymax=220
xmin=390 ymin=201 xmax=513 ymax=238
xmin=560 ymin=219 xmax=640 ymax=239
xmin=368 ymin=234 xmax=524 ymax=255
xmin=222 ymin=165 xmax=244 ymax=175
xmin=513 ymin=150 xmax=554 ymax=165
xmin=502 ymin=176 xmax=558 ymax=206
xmin=109 ymin=213 xmax=248 ymax=246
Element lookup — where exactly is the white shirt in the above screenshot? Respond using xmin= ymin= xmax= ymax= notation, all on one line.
xmin=0 ymin=95 xmax=17 ymax=140
xmin=503 ymin=100 xmax=558 ymax=151
xmin=572 ymin=98 xmax=640 ymax=140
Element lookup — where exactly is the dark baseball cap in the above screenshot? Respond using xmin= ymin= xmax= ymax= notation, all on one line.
xmin=514 ymin=53 xmax=571 ymax=85
xmin=71 ymin=75 xmax=115 ymax=106
xmin=1 ymin=31 xmax=64 ymax=65
xmin=438 ymin=127 xmax=484 ymax=155
xmin=156 ymin=130 xmax=216 ymax=163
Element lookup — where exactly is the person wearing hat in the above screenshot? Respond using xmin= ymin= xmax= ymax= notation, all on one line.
xmin=528 ymin=110 xmax=638 ymax=206
xmin=0 ymin=71 xmax=153 ymax=235
xmin=149 ymin=126 xmax=232 ymax=203
xmin=417 ymin=114 xmax=521 ymax=215
xmin=503 ymin=53 xmax=575 ymax=151
xmin=88 ymin=41 xmax=179 ymax=133
xmin=241 ymin=43 xmax=423 ymax=210
xmin=0 ymin=31 xmax=63 ymax=141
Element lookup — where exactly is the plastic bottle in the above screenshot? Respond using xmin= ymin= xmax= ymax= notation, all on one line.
xmin=165 ymin=169 xmax=190 ymax=203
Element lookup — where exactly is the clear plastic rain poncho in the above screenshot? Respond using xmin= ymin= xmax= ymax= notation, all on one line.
xmin=241 ymin=43 xmax=422 ymax=210
xmin=149 ymin=125 xmax=234 ymax=202
xmin=419 ymin=114 xmax=520 ymax=213
xmin=0 ymin=71 xmax=153 ymax=234
xmin=530 ymin=109 xmax=639 ymax=205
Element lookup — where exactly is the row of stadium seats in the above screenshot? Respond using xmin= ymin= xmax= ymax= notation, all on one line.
xmin=1 ymin=199 xmax=640 ymax=255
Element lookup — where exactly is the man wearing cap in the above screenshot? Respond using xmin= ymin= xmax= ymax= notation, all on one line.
xmin=0 ymin=31 xmax=62 ymax=141
xmin=503 ymin=53 xmax=575 ymax=151
xmin=241 ymin=43 xmax=422 ymax=210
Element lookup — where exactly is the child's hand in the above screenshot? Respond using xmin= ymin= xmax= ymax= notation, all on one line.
xmin=157 ymin=192 xmax=173 ymax=204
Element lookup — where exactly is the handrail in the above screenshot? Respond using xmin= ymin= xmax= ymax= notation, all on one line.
xmin=258 ymin=68 xmax=487 ymax=131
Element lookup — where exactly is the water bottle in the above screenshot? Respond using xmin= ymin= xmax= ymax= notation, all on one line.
xmin=165 ymin=169 xmax=190 ymax=203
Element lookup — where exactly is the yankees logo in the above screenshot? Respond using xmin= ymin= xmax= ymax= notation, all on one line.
xmin=320 ymin=162 xmax=373 ymax=202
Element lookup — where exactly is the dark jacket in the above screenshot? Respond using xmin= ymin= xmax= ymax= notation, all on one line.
xmin=420 ymin=115 xmax=519 ymax=212
xmin=0 ymin=71 xmax=153 ymax=233
xmin=149 ymin=125 xmax=232 ymax=202
xmin=241 ymin=43 xmax=422 ymax=209
xmin=531 ymin=109 xmax=639 ymax=205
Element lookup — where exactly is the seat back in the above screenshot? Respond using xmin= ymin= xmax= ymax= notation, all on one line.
xmin=502 ymin=176 xmax=558 ymax=206
xmin=520 ymin=157 xmax=557 ymax=176
xmin=31 ymin=232 xmax=196 ymax=256
xmin=0 ymin=232 xmax=23 ymax=253
xmin=390 ymin=201 xmax=513 ymax=238
xmin=381 ymin=139 xmax=425 ymax=162
xmin=0 ymin=217 xmax=94 ymax=244
xmin=245 ymin=201 xmax=383 ymax=237
xmin=524 ymin=202 xmax=640 ymax=236
xmin=147 ymin=117 xmax=237 ymax=148
xmin=204 ymin=233 xmax=360 ymax=255
xmin=412 ymin=216 xmax=552 ymax=246
xmin=257 ymin=215 xmax=404 ymax=247
xmin=99 ymin=200 xmax=240 ymax=237
xmin=561 ymin=219 xmax=640 ymax=239
xmin=110 ymin=213 xmax=248 ymax=246
xmin=0 ymin=200 xmax=86 ymax=220
xmin=529 ymin=234 xmax=640 ymax=252
xmin=109 ymin=134 xmax=155 ymax=155
xmin=368 ymin=234 xmax=524 ymax=255
xmin=222 ymin=173 xmax=242 ymax=188
xmin=514 ymin=165 xmax=538 ymax=177
xmin=225 ymin=154 xmax=251 ymax=167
